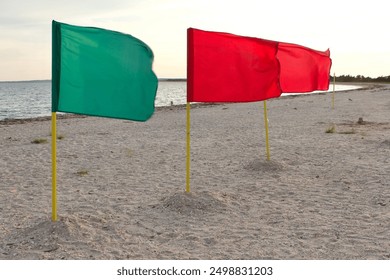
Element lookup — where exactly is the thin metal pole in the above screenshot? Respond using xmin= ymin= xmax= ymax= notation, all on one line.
xmin=186 ymin=102 xmax=191 ymax=192
xmin=51 ymin=112 xmax=57 ymax=221
xmin=263 ymin=101 xmax=270 ymax=160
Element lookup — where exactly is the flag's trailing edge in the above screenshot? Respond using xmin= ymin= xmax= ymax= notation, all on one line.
xmin=278 ymin=42 xmax=331 ymax=93
xmin=52 ymin=20 xmax=158 ymax=122
xmin=187 ymin=28 xmax=331 ymax=103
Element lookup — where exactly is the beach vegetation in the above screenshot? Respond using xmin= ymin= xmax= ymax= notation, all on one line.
xmin=31 ymin=138 xmax=48 ymax=144
xmin=325 ymin=125 xmax=336 ymax=133
xmin=76 ymin=169 xmax=89 ymax=176
xmin=49 ymin=132 xmax=65 ymax=140
xmin=334 ymin=74 xmax=390 ymax=83
xmin=338 ymin=129 xmax=356 ymax=134
xmin=126 ymin=148 xmax=133 ymax=157
xmin=326 ymin=125 xmax=356 ymax=135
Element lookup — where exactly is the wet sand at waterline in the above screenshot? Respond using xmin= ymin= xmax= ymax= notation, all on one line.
xmin=1 ymin=84 xmax=389 ymax=259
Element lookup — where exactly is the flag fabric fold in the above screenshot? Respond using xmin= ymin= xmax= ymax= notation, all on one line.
xmin=52 ymin=20 xmax=158 ymax=121
xmin=187 ymin=28 xmax=331 ymax=103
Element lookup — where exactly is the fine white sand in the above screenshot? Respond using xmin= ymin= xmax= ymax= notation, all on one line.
xmin=0 ymin=84 xmax=389 ymax=259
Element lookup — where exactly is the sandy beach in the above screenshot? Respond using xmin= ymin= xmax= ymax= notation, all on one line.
xmin=0 ymin=84 xmax=389 ymax=260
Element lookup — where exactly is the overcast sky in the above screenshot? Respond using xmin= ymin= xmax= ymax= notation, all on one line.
xmin=0 ymin=0 xmax=388 ymax=81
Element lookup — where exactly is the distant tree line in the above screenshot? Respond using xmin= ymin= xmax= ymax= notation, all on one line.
xmin=334 ymin=74 xmax=390 ymax=83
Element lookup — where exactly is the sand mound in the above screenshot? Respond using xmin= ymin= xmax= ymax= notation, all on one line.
xmin=2 ymin=219 xmax=70 ymax=258
xmin=244 ymin=159 xmax=285 ymax=172
xmin=162 ymin=191 xmax=228 ymax=216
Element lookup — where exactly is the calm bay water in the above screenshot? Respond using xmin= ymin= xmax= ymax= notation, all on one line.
xmin=0 ymin=80 xmax=359 ymax=120
xmin=0 ymin=80 xmax=186 ymax=120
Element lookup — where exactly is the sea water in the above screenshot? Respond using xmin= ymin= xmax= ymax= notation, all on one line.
xmin=0 ymin=80 xmax=360 ymax=120
xmin=0 ymin=80 xmax=186 ymax=120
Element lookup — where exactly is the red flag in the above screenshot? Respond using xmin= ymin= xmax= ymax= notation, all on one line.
xmin=187 ymin=28 xmax=282 ymax=102
xmin=187 ymin=28 xmax=331 ymax=102
xmin=278 ymin=42 xmax=331 ymax=92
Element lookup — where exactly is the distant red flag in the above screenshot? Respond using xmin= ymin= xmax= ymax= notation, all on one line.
xmin=187 ymin=28 xmax=282 ymax=102
xmin=187 ymin=28 xmax=332 ymax=102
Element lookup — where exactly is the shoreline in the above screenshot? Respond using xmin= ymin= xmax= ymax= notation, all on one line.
xmin=0 ymin=83 xmax=383 ymax=125
xmin=1 ymin=84 xmax=389 ymax=259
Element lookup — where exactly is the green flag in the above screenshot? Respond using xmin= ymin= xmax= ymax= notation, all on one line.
xmin=52 ymin=20 xmax=158 ymax=121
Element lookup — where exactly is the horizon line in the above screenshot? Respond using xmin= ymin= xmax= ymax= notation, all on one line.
xmin=0 ymin=78 xmax=188 ymax=83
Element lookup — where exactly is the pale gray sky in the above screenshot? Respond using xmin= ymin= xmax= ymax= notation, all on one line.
xmin=0 ymin=0 xmax=388 ymax=81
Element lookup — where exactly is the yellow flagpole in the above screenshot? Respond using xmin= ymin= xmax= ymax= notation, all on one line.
xmin=186 ymin=102 xmax=191 ymax=192
xmin=51 ymin=112 xmax=57 ymax=221
xmin=263 ymin=100 xmax=270 ymax=160
xmin=332 ymin=72 xmax=336 ymax=109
